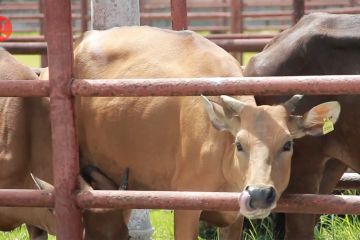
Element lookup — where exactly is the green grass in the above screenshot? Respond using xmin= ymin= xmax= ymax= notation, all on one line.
xmin=150 ymin=210 xmax=174 ymax=239
xmin=9 ymin=32 xmax=41 ymax=68
xmin=0 ymin=225 xmax=55 ymax=240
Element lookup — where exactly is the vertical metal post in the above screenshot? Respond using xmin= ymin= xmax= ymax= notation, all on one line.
xmin=239 ymin=0 xmax=244 ymax=33
xmin=292 ymin=0 xmax=305 ymax=24
xmin=81 ymin=0 xmax=88 ymax=32
xmin=231 ymin=0 xmax=241 ymax=33
xmin=139 ymin=0 xmax=148 ymax=25
xmin=91 ymin=0 xmax=140 ymax=30
xmin=45 ymin=0 xmax=83 ymax=239
xmin=39 ymin=0 xmax=47 ymax=67
xmin=231 ymin=0 xmax=243 ymax=64
xmin=171 ymin=0 xmax=187 ymax=30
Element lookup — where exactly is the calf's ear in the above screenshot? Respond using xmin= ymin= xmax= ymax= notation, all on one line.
xmin=30 ymin=173 xmax=54 ymax=191
xmin=200 ymin=95 xmax=246 ymax=134
xmin=30 ymin=173 xmax=54 ymax=213
xmin=289 ymin=101 xmax=341 ymax=138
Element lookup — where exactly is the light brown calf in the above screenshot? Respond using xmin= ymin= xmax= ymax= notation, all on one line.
xmin=70 ymin=26 xmax=340 ymax=239
xmin=244 ymin=13 xmax=360 ymax=240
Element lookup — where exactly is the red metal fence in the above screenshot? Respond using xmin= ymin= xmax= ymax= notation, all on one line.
xmin=0 ymin=0 xmax=360 ymax=239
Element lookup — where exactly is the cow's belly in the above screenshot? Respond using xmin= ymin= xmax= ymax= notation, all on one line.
xmin=77 ymin=96 xmax=182 ymax=190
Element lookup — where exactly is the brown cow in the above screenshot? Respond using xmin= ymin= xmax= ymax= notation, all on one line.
xmin=0 ymin=48 xmax=129 ymax=240
xmin=245 ymin=12 xmax=360 ymax=240
xmin=69 ymin=26 xmax=340 ymax=239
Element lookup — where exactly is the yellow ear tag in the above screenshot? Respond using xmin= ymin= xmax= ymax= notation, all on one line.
xmin=323 ymin=117 xmax=334 ymax=135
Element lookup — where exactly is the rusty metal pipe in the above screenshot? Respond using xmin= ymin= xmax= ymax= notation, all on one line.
xmin=142 ymin=12 xmax=229 ymax=20
xmin=71 ymin=75 xmax=360 ymax=97
xmin=292 ymin=0 xmax=305 ymax=24
xmin=2 ymin=75 xmax=360 ymax=98
xmin=76 ymin=191 xmax=360 ymax=215
xmin=206 ymin=33 xmax=276 ymax=39
xmin=0 ymin=39 xmax=268 ymax=54
xmin=212 ymin=38 xmax=269 ymax=51
xmin=0 ymin=42 xmax=47 ymax=54
xmin=45 ymin=0 xmax=83 ymax=239
xmin=275 ymin=194 xmax=360 ymax=214
xmin=0 ymin=190 xmax=54 ymax=207
xmin=171 ymin=0 xmax=187 ymax=30
xmin=231 ymin=0 xmax=241 ymax=33
xmin=77 ymin=191 xmax=241 ymax=211
xmin=0 ymin=80 xmax=49 ymax=97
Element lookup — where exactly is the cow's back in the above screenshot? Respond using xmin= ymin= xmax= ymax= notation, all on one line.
xmin=74 ymin=26 xmax=244 ymax=191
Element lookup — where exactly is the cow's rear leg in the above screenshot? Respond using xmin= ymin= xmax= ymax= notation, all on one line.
xmin=174 ymin=210 xmax=201 ymax=240
xmin=26 ymin=225 xmax=48 ymax=240
xmin=319 ymin=158 xmax=347 ymax=194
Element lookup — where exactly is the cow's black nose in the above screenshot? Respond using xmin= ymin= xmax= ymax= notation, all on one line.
xmin=245 ymin=186 xmax=276 ymax=209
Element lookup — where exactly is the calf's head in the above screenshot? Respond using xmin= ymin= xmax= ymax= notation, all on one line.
xmin=202 ymin=95 xmax=340 ymax=219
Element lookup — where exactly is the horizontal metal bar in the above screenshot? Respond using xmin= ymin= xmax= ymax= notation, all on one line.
xmin=206 ymin=34 xmax=276 ymax=40
xmin=141 ymin=12 xmax=230 ymax=20
xmin=0 ymin=39 xmax=267 ymax=54
xmin=0 ymin=189 xmax=357 ymax=214
xmin=76 ymin=190 xmax=360 ymax=214
xmin=6 ymin=36 xmax=46 ymax=42
xmin=336 ymin=173 xmax=360 ymax=190
xmin=0 ymin=190 xmax=53 ymax=207
xmin=77 ymin=191 xmax=241 ymax=211
xmin=2 ymin=75 xmax=360 ymax=97
xmin=0 ymin=42 xmax=47 ymax=54
xmin=6 ymin=13 xmax=83 ymax=20
xmin=275 ymin=194 xmax=360 ymax=214
xmin=0 ymin=80 xmax=49 ymax=97
xmin=212 ymin=38 xmax=269 ymax=51
xmin=71 ymin=75 xmax=360 ymax=97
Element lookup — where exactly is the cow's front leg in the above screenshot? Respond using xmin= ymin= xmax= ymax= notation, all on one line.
xmin=219 ymin=215 xmax=244 ymax=240
xmin=174 ymin=210 xmax=201 ymax=240
xmin=26 ymin=225 xmax=48 ymax=240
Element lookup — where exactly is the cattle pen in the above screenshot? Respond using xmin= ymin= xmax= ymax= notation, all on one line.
xmin=0 ymin=0 xmax=360 ymax=239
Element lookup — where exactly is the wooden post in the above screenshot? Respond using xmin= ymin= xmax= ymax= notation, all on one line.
xmin=91 ymin=0 xmax=140 ymax=29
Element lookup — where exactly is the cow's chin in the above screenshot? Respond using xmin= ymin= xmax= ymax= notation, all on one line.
xmin=241 ymin=208 xmax=272 ymax=219
xmin=238 ymin=191 xmax=276 ymax=219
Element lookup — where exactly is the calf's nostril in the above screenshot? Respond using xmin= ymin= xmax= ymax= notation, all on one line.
xmin=265 ymin=187 xmax=276 ymax=205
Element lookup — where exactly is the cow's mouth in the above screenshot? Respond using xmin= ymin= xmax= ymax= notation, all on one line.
xmin=238 ymin=191 xmax=276 ymax=219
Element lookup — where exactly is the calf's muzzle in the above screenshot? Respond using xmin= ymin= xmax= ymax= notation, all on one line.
xmin=245 ymin=186 xmax=276 ymax=209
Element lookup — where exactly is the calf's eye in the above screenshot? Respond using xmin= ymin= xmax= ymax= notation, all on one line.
xmin=236 ymin=142 xmax=243 ymax=151
xmin=283 ymin=141 xmax=292 ymax=151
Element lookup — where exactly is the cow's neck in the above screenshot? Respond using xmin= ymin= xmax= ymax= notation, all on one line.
xmin=0 ymin=97 xmax=32 ymax=188
xmin=0 ymin=206 xmax=55 ymax=234
xmin=0 ymin=97 xmax=53 ymax=188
